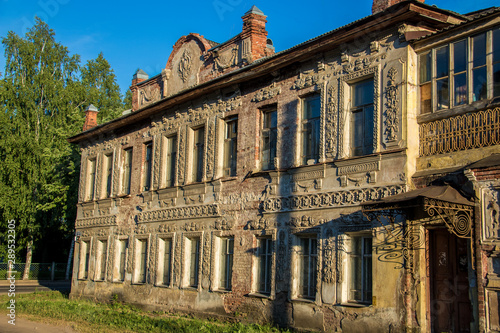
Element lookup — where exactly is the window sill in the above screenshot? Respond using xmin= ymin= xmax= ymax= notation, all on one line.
xmin=340 ymin=302 xmax=371 ymax=308
xmin=155 ymin=284 xmax=172 ymax=288
xmin=212 ymin=289 xmax=232 ymax=294
xmin=247 ymin=292 xmax=271 ymax=299
xmin=131 ymin=282 xmax=147 ymax=285
xmin=111 ymin=280 xmax=125 ymax=284
xmin=181 ymin=287 xmax=199 ymax=292
xmin=291 ymin=297 xmax=316 ymax=303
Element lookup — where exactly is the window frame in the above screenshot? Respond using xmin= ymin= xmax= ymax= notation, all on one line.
xmin=255 ymin=236 xmax=273 ymax=295
xmin=142 ymin=141 xmax=153 ymax=192
xmin=156 ymin=235 xmax=175 ymax=287
xmin=162 ymin=133 xmax=178 ymax=188
xmin=78 ymin=238 xmax=92 ymax=280
xmin=217 ymin=237 xmax=234 ymax=291
xmin=133 ymin=237 xmax=149 ymax=284
xmin=350 ymin=78 xmax=375 ymax=157
xmin=122 ymin=147 xmax=133 ymax=195
xmin=102 ymin=153 xmax=113 ymax=199
xmin=261 ymin=107 xmax=278 ymax=171
xmin=347 ymin=234 xmax=373 ymax=305
xmin=190 ymin=126 xmax=205 ymax=184
xmin=114 ymin=237 xmax=128 ymax=282
xmin=86 ymin=157 xmax=97 ymax=201
xmin=300 ymin=94 xmax=321 ymax=165
xmin=419 ymin=27 xmax=500 ymax=114
xmin=182 ymin=235 xmax=201 ymax=289
xmin=223 ymin=117 xmax=238 ymax=177
xmin=95 ymin=238 xmax=109 ymax=282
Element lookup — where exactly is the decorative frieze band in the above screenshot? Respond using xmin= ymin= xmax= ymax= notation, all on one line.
xmin=262 ymin=185 xmax=404 ymax=213
xmin=75 ymin=215 xmax=117 ymax=228
xmin=337 ymin=161 xmax=379 ymax=176
xmin=137 ymin=203 xmax=221 ymax=223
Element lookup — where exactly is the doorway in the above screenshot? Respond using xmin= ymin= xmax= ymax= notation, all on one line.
xmin=429 ymin=228 xmax=471 ymax=332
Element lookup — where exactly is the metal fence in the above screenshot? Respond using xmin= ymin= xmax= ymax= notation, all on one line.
xmin=420 ymin=107 xmax=500 ymax=156
xmin=0 ymin=263 xmax=69 ymax=280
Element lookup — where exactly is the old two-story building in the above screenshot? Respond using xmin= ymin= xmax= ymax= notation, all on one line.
xmin=68 ymin=0 xmax=500 ymax=331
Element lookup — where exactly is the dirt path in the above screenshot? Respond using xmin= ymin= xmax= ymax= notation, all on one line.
xmin=0 ymin=316 xmax=77 ymax=333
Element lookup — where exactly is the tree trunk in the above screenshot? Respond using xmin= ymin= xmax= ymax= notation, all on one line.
xmin=23 ymin=237 xmax=33 ymax=280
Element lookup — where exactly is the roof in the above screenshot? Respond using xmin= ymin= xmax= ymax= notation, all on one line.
xmin=244 ymin=5 xmax=265 ymax=16
xmin=412 ymin=6 xmax=500 ymax=42
xmin=68 ymin=0 xmax=469 ymax=144
xmin=363 ymin=185 xmax=474 ymax=207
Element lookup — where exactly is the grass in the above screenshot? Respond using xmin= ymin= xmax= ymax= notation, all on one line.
xmin=0 ymin=291 xmax=290 ymax=333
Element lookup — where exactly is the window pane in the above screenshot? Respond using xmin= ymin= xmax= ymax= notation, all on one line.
xmin=352 ymin=110 xmax=364 ymax=155
xmin=100 ymin=240 xmax=107 ymax=280
xmin=143 ymin=143 xmax=152 ymax=191
xmin=453 ymin=40 xmax=467 ymax=73
xmin=190 ymin=238 xmax=200 ymax=287
xmin=494 ymin=29 xmax=500 ymax=63
xmin=419 ymin=52 xmax=431 ymax=83
xmin=303 ymin=95 xmax=320 ymax=119
xmin=437 ymin=78 xmax=449 ymax=110
xmin=420 ymin=82 xmax=432 ymax=114
xmin=363 ymin=105 xmax=374 ymax=152
xmin=119 ymin=239 xmax=127 ymax=281
xmin=454 ymin=73 xmax=467 ymax=106
xmin=105 ymin=154 xmax=113 ymax=198
xmin=192 ymin=128 xmax=204 ymax=182
xmin=88 ymin=159 xmax=96 ymax=200
xmin=163 ymin=239 xmax=172 ymax=285
xmin=353 ymin=79 xmax=374 ymax=107
xmin=436 ymin=46 xmax=449 ymax=79
xmin=473 ymin=66 xmax=488 ymax=101
xmin=494 ymin=63 xmax=500 ymax=97
xmin=166 ymin=136 xmax=177 ymax=187
xmin=473 ymin=33 xmax=486 ymax=68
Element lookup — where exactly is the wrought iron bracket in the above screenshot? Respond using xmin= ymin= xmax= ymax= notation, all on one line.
xmin=423 ymin=198 xmax=473 ymax=239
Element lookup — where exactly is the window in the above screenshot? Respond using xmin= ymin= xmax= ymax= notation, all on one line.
xmin=191 ymin=127 xmax=204 ymax=183
xmin=87 ymin=158 xmax=96 ymax=201
xmin=298 ymin=237 xmax=317 ymax=299
xmin=301 ymin=94 xmax=321 ymax=165
xmin=261 ymin=109 xmax=277 ymax=171
xmin=349 ymin=236 xmax=372 ymax=304
xmin=79 ymin=240 xmax=91 ymax=279
xmin=224 ymin=117 xmax=238 ymax=177
xmin=419 ymin=28 xmax=500 ymax=113
xmin=256 ymin=237 xmax=273 ymax=294
xmin=350 ymin=79 xmax=374 ymax=156
xmin=123 ymin=148 xmax=133 ymax=195
xmin=115 ymin=239 xmax=128 ymax=282
xmin=219 ymin=237 xmax=234 ymax=290
xmin=164 ymin=135 xmax=177 ymax=187
xmin=143 ymin=142 xmax=153 ymax=191
xmin=135 ymin=239 xmax=148 ymax=283
xmin=97 ymin=240 xmax=108 ymax=281
xmin=494 ymin=29 xmax=500 ymax=96
xmin=102 ymin=154 xmax=113 ymax=198
xmin=159 ymin=238 xmax=172 ymax=286
xmin=188 ymin=237 xmax=200 ymax=288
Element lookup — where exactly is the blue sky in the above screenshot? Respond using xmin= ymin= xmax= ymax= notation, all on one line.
xmin=0 ymin=0 xmax=498 ymax=97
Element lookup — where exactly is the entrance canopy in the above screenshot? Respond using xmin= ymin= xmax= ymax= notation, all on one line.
xmin=362 ymin=185 xmax=474 ymax=239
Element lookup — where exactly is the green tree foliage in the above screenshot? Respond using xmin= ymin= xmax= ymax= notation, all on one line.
xmin=81 ymin=53 xmax=123 ymax=123
xmin=0 ymin=18 xmax=124 ymax=271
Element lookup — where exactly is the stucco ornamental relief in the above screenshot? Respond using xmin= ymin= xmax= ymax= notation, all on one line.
xmin=252 ymin=82 xmax=281 ymax=102
xmin=384 ymin=66 xmax=400 ymax=144
xmin=178 ymin=49 xmax=192 ymax=83
xmin=139 ymin=85 xmax=161 ymax=107
xmin=483 ymin=186 xmax=500 ymax=241
xmin=214 ymin=46 xmax=238 ymax=71
xmin=263 ymin=185 xmax=404 ymax=213
xmin=76 ymin=215 xmax=117 ymax=228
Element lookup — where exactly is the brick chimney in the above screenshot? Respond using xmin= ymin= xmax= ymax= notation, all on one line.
xmin=130 ymin=69 xmax=149 ymax=111
xmin=241 ymin=6 xmax=269 ymax=62
xmin=83 ymin=104 xmax=99 ymax=131
xmin=372 ymin=0 xmax=424 ymax=14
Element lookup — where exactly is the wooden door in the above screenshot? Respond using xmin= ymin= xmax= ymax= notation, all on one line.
xmin=429 ymin=229 xmax=471 ymax=332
